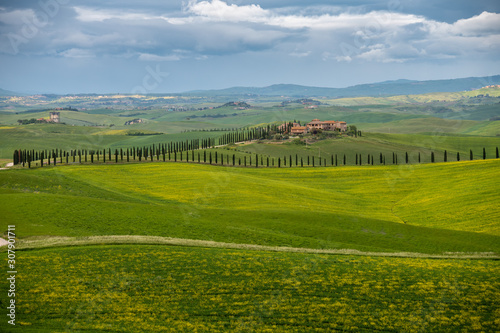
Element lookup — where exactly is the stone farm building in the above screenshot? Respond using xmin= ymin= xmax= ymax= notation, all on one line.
xmin=289 ymin=119 xmax=347 ymax=135
xmin=49 ymin=112 xmax=60 ymax=123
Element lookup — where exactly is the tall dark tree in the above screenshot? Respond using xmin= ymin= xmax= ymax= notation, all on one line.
xmin=405 ymin=152 xmax=409 ymax=164
xmin=457 ymin=151 xmax=460 ymax=161
xmin=496 ymin=147 xmax=499 ymax=159
xmin=431 ymin=152 xmax=435 ymax=163
xmin=343 ymin=154 xmax=346 ymax=165
xmin=470 ymin=149 xmax=473 ymax=161
xmin=418 ymin=152 xmax=421 ymax=163
xmin=444 ymin=150 xmax=447 ymax=162
xmin=483 ymin=147 xmax=486 ymax=160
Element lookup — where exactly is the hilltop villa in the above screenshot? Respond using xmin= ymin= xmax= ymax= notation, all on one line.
xmin=289 ymin=119 xmax=347 ymax=135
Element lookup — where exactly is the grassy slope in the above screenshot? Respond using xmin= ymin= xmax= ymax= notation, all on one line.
xmin=1 ymin=160 xmax=498 ymax=254
xmin=0 ymin=245 xmax=497 ymax=332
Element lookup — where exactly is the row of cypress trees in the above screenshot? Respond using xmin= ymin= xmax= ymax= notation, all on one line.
xmin=13 ymin=146 xmax=500 ymax=169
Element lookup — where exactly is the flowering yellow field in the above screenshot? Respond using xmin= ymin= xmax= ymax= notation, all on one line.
xmin=2 ymin=245 xmax=498 ymax=332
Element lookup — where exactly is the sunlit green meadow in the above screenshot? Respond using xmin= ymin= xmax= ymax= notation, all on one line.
xmin=0 ymin=245 xmax=498 ymax=332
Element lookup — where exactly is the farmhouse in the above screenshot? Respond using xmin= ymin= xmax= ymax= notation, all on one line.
xmin=289 ymin=119 xmax=347 ymax=134
xmin=307 ymin=119 xmax=347 ymax=131
xmin=124 ymin=118 xmax=143 ymax=125
xmin=49 ymin=112 xmax=60 ymax=123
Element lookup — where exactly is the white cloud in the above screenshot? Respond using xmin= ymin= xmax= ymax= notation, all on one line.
xmin=450 ymin=11 xmax=500 ymax=36
xmin=185 ymin=0 xmax=269 ymax=23
xmin=138 ymin=53 xmax=182 ymax=61
xmin=74 ymin=7 xmax=155 ymax=22
xmin=59 ymin=48 xmax=95 ymax=58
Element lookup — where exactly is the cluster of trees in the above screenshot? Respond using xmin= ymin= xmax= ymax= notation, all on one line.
xmin=17 ymin=118 xmax=48 ymax=125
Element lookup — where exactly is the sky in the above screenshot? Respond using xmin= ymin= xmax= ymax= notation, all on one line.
xmin=0 ymin=0 xmax=499 ymax=94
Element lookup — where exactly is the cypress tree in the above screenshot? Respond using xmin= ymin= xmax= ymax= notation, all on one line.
xmin=91 ymin=151 xmax=94 ymax=163
xmin=267 ymin=157 xmax=269 ymax=167
xmin=356 ymin=154 xmax=358 ymax=165
xmin=115 ymin=149 xmax=118 ymax=163
xmin=312 ymin=157 xmax=315 ymax=167
xmin=40 ymin=151 xmax=44 ymax=167
xmin=301 ymin=158 xmax=303 ymax=167
xmin=278 ymin=157 xmax=281 ymax=168
xmin=239 ymin=158 xmax=241 ymax=166
xmin=418 ymin=152 xmax=421 ymax=163
xmin=380 ymin=153 xmax=383 ymax=164
xmin=457 ymin=151 xmax=460 ymax=161
xmin=392 ymin=152 xmax=395 ymax=164
xmin=127 ymin=149 xmax=130 ymax=162
xmin=444 ymin=150 xmax=447 ymax=162
xmin=343 ymin=154 xmax=346 ymax=165
xmin=289 ymin=155 xmax=292 ymax=167
xmin=210 ymin=152 xmax=212 ymax=164
xmin=66 ymin=153 xmax=68 ymax=164
xmin=233 ymin=154 xmax=235 ymax=166
xmin=359 ymin=155 xmax=362 ymax=165
xmin=431 ymin=152 xmax=435 ymax=163
xmin=244 ymin=156 xmax=246 ymax=167
xmin=483 ymin=147 xmax=486 ymax=160
xmin=307 ymin=156 xmax=310 ymax=166
xmin=103 ymin=150 xmax=106 ymax=163
xmin=331 ymin=155 xmax=334 ymax=166
xmin=174 ymin=151 xmax=177 ymax=162
xmin=215 ymin=151 xmax=218 ymax=164
xmin=470 ymin=149 xmax=473 ymax=160
xmin=496 ymin=147 xmax=499 ymax=159
xmin=405 ymin=152 xmax=409 ymax=164
xmin=335 ymin=154 xmax=338 ymax=167
xmin=108 ymin=148 xmax=111 ymax=161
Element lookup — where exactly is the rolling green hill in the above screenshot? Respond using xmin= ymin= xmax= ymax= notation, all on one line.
xmin=1 ymin=160 xmax=499 ymax=254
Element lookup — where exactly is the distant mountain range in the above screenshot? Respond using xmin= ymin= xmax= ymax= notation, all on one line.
xmin=2 ymin=75 xmax=500 ymax=98
xmin=186 ymin=75 xmax=500 ymax=98
xmin=0 ymin=88 xmax=25 ymax=96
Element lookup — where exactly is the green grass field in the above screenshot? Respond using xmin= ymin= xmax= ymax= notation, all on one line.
xmin=1 ymin=160 xmax=499 ymax=254
xmin=0 ymin=245 xmax=498 ymax=332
